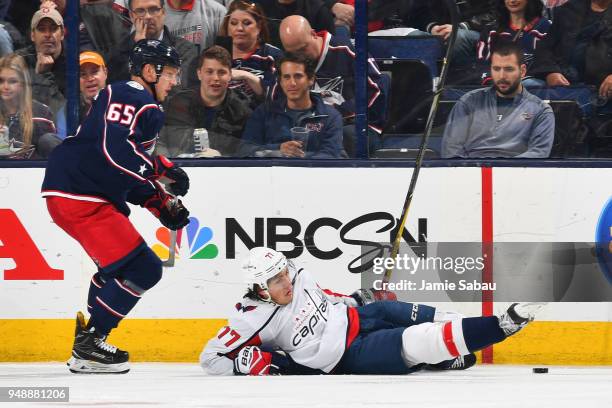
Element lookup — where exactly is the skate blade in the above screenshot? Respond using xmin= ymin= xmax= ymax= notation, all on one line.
xmin=67 ymin=357 xmax=130 ymax=374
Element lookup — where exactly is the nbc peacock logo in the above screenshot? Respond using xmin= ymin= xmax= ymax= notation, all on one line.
xmin=152 ymin=217 xmax=219 ymax=261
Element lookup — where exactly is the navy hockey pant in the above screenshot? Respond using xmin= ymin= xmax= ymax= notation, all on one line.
xmin=335 ymin=301 xmax=435 ymax=374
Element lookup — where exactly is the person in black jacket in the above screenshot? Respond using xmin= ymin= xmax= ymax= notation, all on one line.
xmin=253 ymin=0 xmax=335 ymax=48
xmin=156 ymin=45 xmax=252 ymax=157
xmin=530 ymin=0 xmax=612 ymax=97
xmin=531 ymin=0 xmax=612 ymax=155
xmin=79 ymin=0 xmax=131 ymax=59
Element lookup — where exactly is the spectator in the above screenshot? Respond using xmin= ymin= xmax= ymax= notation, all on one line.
xmin=367 ymin=0 xmax=432 ymax=33
xmin=55 ymin=51 xmax=109 ymax=139
xmin=0 ymin=19 xmax=24 ymax=56
xmin=107 ymin=0 xmax=198 ymax=87
xmin=326 ymin=1 xmax=355 ymax=28
xmin=254 ymin=0 xmax=335 ymax=48
xmin=0 ymin=23 xmax=13 ymax=56
xmin=157 ymin=45 xmax=252 ymax=157
xmin=240 ymin=53 xmax=343 ymax=159
xmin=16 ymin=6 xmax=66 ymax=118
xmin=163 ymin=0 xmax=226 ymax=54
xmin=219 ymin=0 xmax=283 ymax=108
xmin=530 ymin=0 xmax=612 ymax=97
xmin=426 ymin=0 xmax=496 ymax=67
xmin=79 ymin=0 xmax=131 ymax=59
xmin=477 ymin=0 xmax=551 ymax=86
xmin=5 ymin=1 xmax=39 ymax=39
xmin=36 ymin=1 xmax=129 ymax=58
xmin=0 ymin=54 xmax=60 ymax=159
xmin=280 ymin=15 xmax=387 ymax=155
xmin=441 ymin=42 xmax=554 ymax=158
xmin=79 ymin=51 xmax=108 ymax=120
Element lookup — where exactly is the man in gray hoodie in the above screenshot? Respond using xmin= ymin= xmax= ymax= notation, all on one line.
xmin=442 ymin=41 xmax=555 ymax=159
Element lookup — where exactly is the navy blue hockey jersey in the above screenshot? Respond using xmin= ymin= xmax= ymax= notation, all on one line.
xmin=42 ymin=81 xmax=164 ymax=215
xmin=314 ymin=31 xmax=387 ymax=131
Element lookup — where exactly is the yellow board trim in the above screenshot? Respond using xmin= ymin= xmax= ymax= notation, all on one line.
xmin=1 ymin=320 xmax=611 ymax=364
xmin=0 ymin=319 xmax=227 ymax=362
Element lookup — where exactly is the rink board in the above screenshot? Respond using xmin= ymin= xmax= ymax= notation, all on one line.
xmin=0 ymin=166 xmax=611 ymax=363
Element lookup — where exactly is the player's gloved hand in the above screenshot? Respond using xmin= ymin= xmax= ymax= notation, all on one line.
xmin=144 ymin=191 xmax=190 ymax=230
xmin=153 ymin=155 xmax=189 ymax=196
xmin=350 ymin=288 xmax=397 ymax=306
xmin=233 ymin=346 xmax=274 ymax=376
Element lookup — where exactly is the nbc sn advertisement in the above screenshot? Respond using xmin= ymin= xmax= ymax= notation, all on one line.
xmin=1 ymin=166 xmax=611 ymax=322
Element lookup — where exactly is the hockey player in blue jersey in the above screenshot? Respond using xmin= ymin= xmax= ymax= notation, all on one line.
xmin=201 ymin=247 xmax=546 ymax=376
xmin=42 ymin=40 xmax=190 ymax=374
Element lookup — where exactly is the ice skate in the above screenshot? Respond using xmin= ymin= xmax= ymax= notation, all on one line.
xmin=425 ymin=353 xmax=477 ymax=371
xmin=67 ymin=312 xmax=130 ymax=374
xmin=498 ymin=303 xmax=547 ymax=337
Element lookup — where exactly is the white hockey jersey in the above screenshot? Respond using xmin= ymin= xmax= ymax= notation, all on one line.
xmin=200 ymin=263 xmax=359 ymax=375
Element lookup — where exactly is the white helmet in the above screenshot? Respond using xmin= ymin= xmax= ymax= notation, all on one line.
xmin=242 ymin=247 xmax=288 ymax=297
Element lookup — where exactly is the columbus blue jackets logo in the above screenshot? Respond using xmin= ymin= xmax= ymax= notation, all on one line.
xmin=314 ymin=77 xmax=345 ymax=106
xmin=305 ymin=122 xmax=323 ymax=133
xmin=595 ymin=197 xmax=612 ymax=284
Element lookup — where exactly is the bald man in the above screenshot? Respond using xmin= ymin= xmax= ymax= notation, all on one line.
xmin=279 ymin=15 xmax=388 ymax=147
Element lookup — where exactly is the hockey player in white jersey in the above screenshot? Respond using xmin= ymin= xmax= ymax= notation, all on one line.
xmin=200 ymin=247 xmax=545 ymax=375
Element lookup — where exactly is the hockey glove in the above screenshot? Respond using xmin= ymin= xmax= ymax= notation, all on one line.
xmin=233 ymin=346 xmax=275 ymax=376
xmin=144 ymin=191 xmax=190 ymax=230
xmin=350 ymin=288 xmax=397 ymax=306
xmin=153 ymin=155 xmax=190 ymax=196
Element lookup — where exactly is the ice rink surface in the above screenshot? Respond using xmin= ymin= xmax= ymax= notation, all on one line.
xmin=1 ymin=363 xmax=610 ymax=408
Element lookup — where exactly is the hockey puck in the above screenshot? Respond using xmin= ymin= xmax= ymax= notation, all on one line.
xmin=532 ymin=367 xmax=548 ymax=373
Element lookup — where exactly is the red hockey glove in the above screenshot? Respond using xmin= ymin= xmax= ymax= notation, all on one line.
xmin=153 ymin=155 xmax=189 ymax=196
xmin=143 ymin=191 xmax=190 ymax=230
xmin=350 ymin=288 xmax=397 ymax=306
xmin=233 ymin=346 xmax=274 ymax=376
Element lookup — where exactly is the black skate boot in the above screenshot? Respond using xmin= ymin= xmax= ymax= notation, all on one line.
xmin=67 ymin=312 xmax=130 ymax=374
xmin=425 ymin=353 xmax=477 ymax=371
xmin=498 ymin=302 xmax=546 ymax=337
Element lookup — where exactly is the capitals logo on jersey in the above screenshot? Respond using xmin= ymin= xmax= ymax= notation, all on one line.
xmin=291 ymin=289 xmax=329 ymax=347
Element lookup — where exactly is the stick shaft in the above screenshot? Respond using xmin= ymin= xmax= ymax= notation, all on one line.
xmin=162 ymin=197 xmax=180 ymax=267
xmin=382 ymin=0 xmax=460 ymax=284
xmin=163 ymin=229 xmax=177 ymax=267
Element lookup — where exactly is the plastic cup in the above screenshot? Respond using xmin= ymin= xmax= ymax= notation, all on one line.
xmin=290 ymin=127 xmax=309 ymax=151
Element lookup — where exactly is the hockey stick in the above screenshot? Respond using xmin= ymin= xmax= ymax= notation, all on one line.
xmin=162 ymin=229 xmax=178 ymax=267
xmin=162 ymin=197 xmax=179 ymax=268
xmin=382 ymin=0 xmax=461 ymax=284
